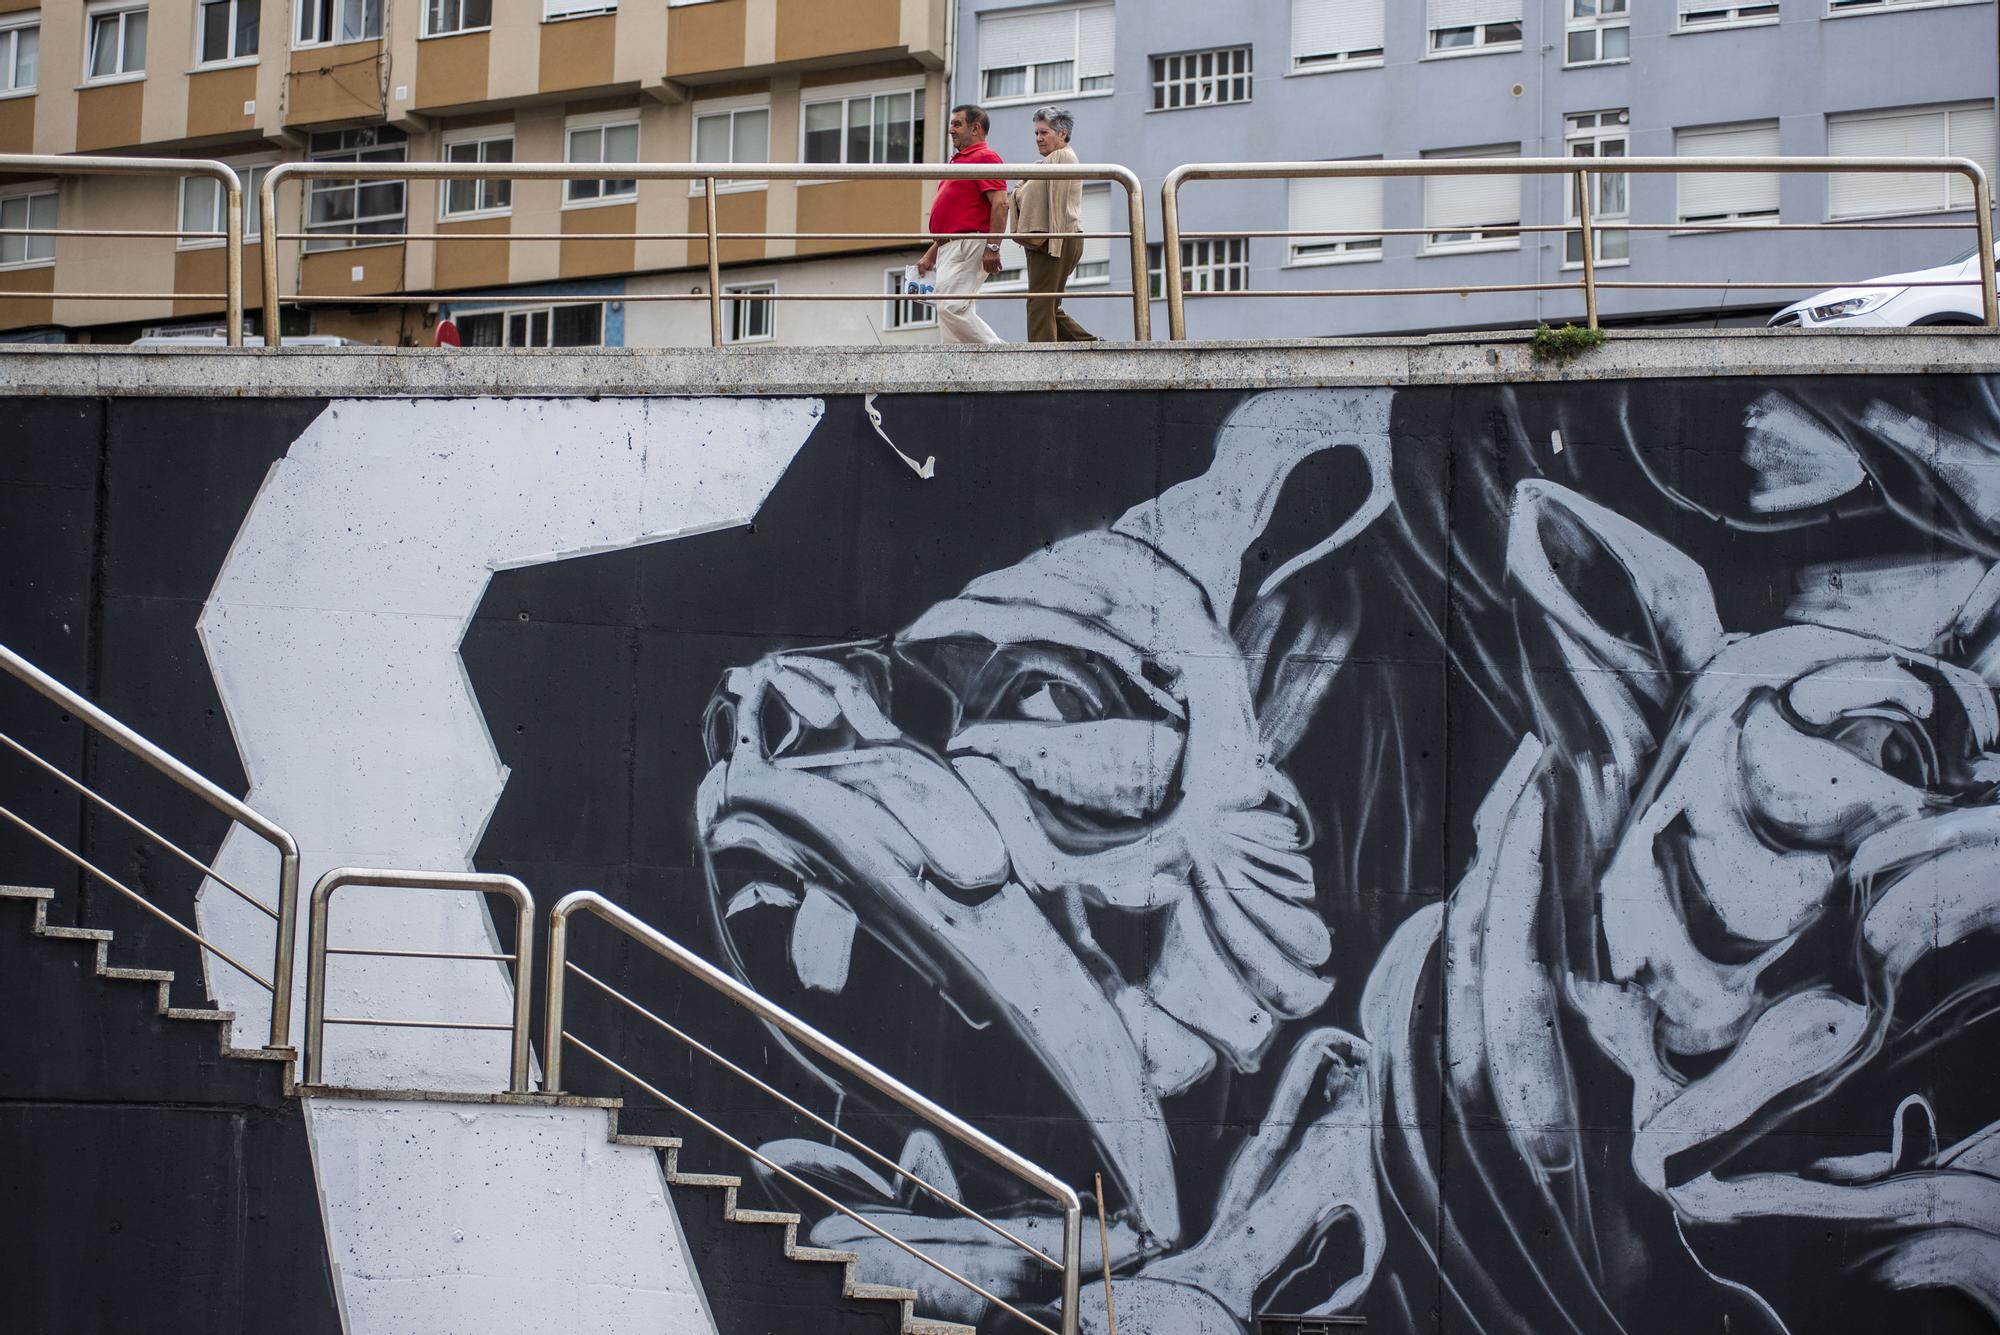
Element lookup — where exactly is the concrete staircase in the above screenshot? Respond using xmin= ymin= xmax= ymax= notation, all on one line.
xmin=0 ymin=883 xmax=976 ymax=1335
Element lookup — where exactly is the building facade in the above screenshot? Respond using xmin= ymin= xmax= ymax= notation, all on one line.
xmin=0 ymin=0 xmax=951 ymax=345
xmin=956 ymin=0 xmax=1999 ymax=339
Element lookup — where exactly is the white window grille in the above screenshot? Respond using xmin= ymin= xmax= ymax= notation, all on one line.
xmin=304 ymin=126 xmax=406 ymax=250
xmin=0 ymin=188 xmax=56 ymax=267
xmin=544 ymin=0 xmax=615 ymax=18
xmin=566 ymin=118 xmax=639 ymax=204
xmin=724 ymin=282 xmax=775 ymax=342
xmin=802 ymin=89 xmax=920 ymax=165
xmin=1146 ymin=237 xmax=1250 ymax=300
xmin=198 ymin=0 xmax=257 ymax=64
xmin=295 ymin=0 xmax=380 ymax=45
xmin=692 ymin=104 xmax=769 ymax=192
xmin=1426 ymin=0 xmax=1521 ymax=52
xmin=1 ymin=14 xmax=38 ymax=93
xmin=442 ymin=134 xmax=513 ymax=217
xmin=1677 ymin=0 xmax=1777 ymax=28
xmin=456 ymin=303 xmax=603 ymax=347
xmin=1827 ymin=103 xmax=1998 ymax=219
xmin=978 ymin=4 xmax=1113 ymax=103
xmin=1291 ymin=0 xmax=1383 ymax=69
xmin=1288 ymin=169 xmax=1383 ymax=264
xmin=1423 ymin=145 xmax=1521 ymax=250
xmin=86 ymin=3 xmax=147 ymax=80
xmin=1151 ymin=46 xmax=1251 ymax=109
xmin=1674 ymin=120 xmax=1781 ymax=224
xmin=1564 ymin=0 xmax=1627 ymax=64
xmin=1565 ymin=109 xmax=1629 ymax=264
xmin=884 ymin=267 xmax=935 ymax=330
xmin=179 ymin=164 xmax=271 ymax=247
xmin=425 ymin=0 xmax=490 ymax=36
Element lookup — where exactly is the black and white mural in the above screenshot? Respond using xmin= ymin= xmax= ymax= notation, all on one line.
xmin=466 ymin=378 xmax=2000 ymax=1334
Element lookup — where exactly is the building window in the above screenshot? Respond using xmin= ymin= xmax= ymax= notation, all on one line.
xmin=197 ymin=0 xmax=257 ymax=63
xmin=1291 ymin=0 xmax=1382 ymax=69
xmin=1830 ymin=0 xmax=1979 ymax=10
xmin=457 ymin=303 xmax=603 ymax=347
xmin=85 ymin=3 xmax=147 ymax=80
xmin=1565 ymin=0 xmax=1627 ymax=64
xmin=1676 ymin=0 xmax=1777 ymax=28
xmin=1151 ymin=46 xmax=1251 ymax=109
xmin=1564 ymin=110 xmax=1629 ymax=264
xmin=1426 ymin=0 xmax=1521 ymax=52
xmin=442 ymin=133 xmax=513 ymax=217
xmin=978 ymin=3 xmax=1113 ymax=103
xmin=693 ymin=104 xmax=769 ymax=190
xmin=1073 ymin=184 xmax=1114 ymax=282
xmin=566 ymin=118 xmax=639 ymax=204
xmin=0 ymin=14 xmax=37 ymax=94
xmin=424 ymin=0 xmax=490 ymax=36
xmin=304 ymin=126 xmax=406 ymax=250
xmin=296 ymin=0 xmax=380 ymax=46
xmin=180 ymin=164 xmax=271 ymax=247
xmin=1422 ymin=145 xmax=1521 ymax=250
xmin=1674 ymin=120 xmax=1781 ymax=224
xmin=724 ymin=283 xmax=775 ymax=343
xmin=802 ymin=89 xmax=920 ymax=165
xmin=0 ymin=188 xmax=56 ymax=268
xmin=545 ymin=0 xmax=614 ymax=15
xmin=1145 ymin=237 xmax=1250 ymax=300
xmin=1288 ymin=168 xmax=1383 ymax=263
xmin=1828 ymin=103 xmax=1998 ymax=219
xmin=884 ymin=267 xmax=935 ymax=330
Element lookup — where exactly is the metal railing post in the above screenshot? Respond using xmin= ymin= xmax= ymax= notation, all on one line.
xmin=269 ymin=843 xmax=301 ymax=1049
xmin=223 ymin=170 xmax=244 ymax=346
xmin=1970 ymin=163 xmax=1997 ymax=331
xmin=1115 ymin=168 xmax=1150 ymax=341
xmin=1161 ymin=165 xmax=1189 ymax=340
xmin=543 ymin=904 xmax=569 ymax=1093
xmin=1575 ymin=168 xmax=1599 ymax=330
xmin=1059 ymin=1202 xmax=1084 ymax=1335
xmin=260 ymin=166 xmax=284 ymax=348
xmin=705 ymin=178 xmax=723 ymax=348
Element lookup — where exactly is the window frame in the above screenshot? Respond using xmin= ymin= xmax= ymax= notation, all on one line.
xmin=0 ymin=183 xmax=57 ymax=270
xmin=689 ymin=97 xmax=771 ymax=195
xmin=195 ymin=0 xmax=259 ymax=66
xmin=1672 ymin=119 xmax=1783 ymax=229
xmin=294 ymin=0 xmax=382 ymax=49
xmin=83 ymin=2 xmax=148 ymax=84
xmin=177 ymin=159 xmax=275 ymax=249
xmin=976 ymin=3 xmax=1115 ymax=108
xmin=1420 ymin=145 xmax=1523 ymax=254
xmin=564 ymin=111 xmax=641 ymax=208
xmin=422 ymin=0 xmax=492 ymax=39
xmin=723 ymin=281 xmax=776 ymax=343
xmin=1145 ymin=236 xmax=1251 ymax=301
xmin=1824 ymin=0 xmax=1984 ymax=15
xmin=0 ymin=12 xmax=38 ymax=96
xmin=303 ymin=126 xmax=407 ymax=252
xmin=883 ymin=266 xmax=936 ymax=331
xmin=798 ymin=80 xmax=923 ymax=170
xmin=453 ymin=301 xmax=605 ymax=348
xmin=1150 ymin=45 xmax=1253 ymax=110
xmin=1562 ymin=109 xmax=1630 ymax=268
xmin=1285 ymin=165 xmax=1385 ymax=267
xmin=1424 ymin=21 xmax=1523 ymax=56
xmin=1563 ymin=0 xmax=1628 ymax=65
xmin=1674 ymin=0 xmax=1780 ymax=31
xmin=544 ymin=0 xmax=615 ymax=18
xmin=1825 ymin=102 xmax=1999 ymax=220
xmin=439 ymin=130 xmax=514 ymax=220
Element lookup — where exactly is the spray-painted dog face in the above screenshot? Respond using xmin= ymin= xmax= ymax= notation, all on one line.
xmin=695 ymin=390 xmax=1392 ymax=1311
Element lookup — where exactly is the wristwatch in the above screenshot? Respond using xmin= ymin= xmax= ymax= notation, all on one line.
xmin=985 ymin=242 xmax=1002 ymax=251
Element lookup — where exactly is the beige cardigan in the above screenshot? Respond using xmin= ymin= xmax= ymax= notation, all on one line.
xmin=1009 ymin=145 xmax=1082 ymax=259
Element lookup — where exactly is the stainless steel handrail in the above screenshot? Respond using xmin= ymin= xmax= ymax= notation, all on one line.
xmin=0 ymin=642 xmax=299 ymax=1047
xmin=303 ymin=867 xmax=536 ymax=1093
xmin=545 ymin=890 xmax=1085 ymax=1335
xmin=257 ymin=160 xmax=1150 ymax=346
xmin=0 ymin=154 xmax=244 ymax=345
xmin=1160 ymin=156 xmax=1999 ymax=337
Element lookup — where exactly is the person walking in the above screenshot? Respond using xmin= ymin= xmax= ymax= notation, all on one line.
xmin=916 ymin=105 xmax=1008 ymax=345
xmin=1011 ymin=107 xmax=1096 ymax=343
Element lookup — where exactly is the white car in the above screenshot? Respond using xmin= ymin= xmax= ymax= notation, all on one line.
xmin=1769 ymin=243 xmax=1998 ymax=328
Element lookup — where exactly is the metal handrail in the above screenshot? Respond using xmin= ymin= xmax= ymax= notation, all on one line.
xmin=1160 ymin=156 xmax=1999 ymax=337
xmin=0 ymin=155 xmax=244 ymax=345
xmin=545 ymin=890 xmax=1084 ymax=1335
xmin=0 ymin=642 xmax=299 ymax=1046
xmin=257 ymin=160 xmax=1150 ymax=347
xmin=303 ymin=867 xmax=536 ymax=1093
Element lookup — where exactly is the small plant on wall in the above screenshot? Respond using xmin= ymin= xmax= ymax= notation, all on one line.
xmin=1531 ymin=322 xmax=1607 ymax=363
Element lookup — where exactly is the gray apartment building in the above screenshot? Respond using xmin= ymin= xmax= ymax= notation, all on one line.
xmin=954 ymin=0 xmax=1999 ymax=339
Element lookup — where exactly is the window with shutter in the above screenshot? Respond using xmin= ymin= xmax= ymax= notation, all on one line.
xmin=1828 ymin=104 xmax=1998 ymax=218
xmin=1423 ymin=146 xmax=1521 ymax=250
xmin=1292 ymin=0 xmax=1382 ymax=69
xmin=1677 ymin=0 xmax=1778 ymax=30
xmin=1426 ymin=0 xmax=1521 ymax=52
xmin=544 ymin=0 xmax=615 ymax=18
xmin=978 ymin=4 xmax=1114 ymax=102
xmin=1674 ymin=120 xmax=1780 ymax=224
xmin=1074 ymin=185 xmax=1113 ymax=281
xmin=1288 ymin=170 xmax=1383 ymax=262
xmin=1828 ymin=0 xmax=1980 ymax=14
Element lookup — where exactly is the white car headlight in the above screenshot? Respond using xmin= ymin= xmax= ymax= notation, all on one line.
xmin=1809 ymin=289 xmax=1902 ymax=321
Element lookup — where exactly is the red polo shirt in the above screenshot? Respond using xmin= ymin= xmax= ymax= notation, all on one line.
xmin=929 ymin=142 xmax=1007 ymax=236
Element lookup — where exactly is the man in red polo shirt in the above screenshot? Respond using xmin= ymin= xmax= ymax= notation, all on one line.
xmin=916 ymin=104 xmax=1008 ymax=344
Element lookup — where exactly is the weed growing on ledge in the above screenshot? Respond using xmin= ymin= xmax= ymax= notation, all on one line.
xmin=1531 ymin=323 xmax=1607 ymax=363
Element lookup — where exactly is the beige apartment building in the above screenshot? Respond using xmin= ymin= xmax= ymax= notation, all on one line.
xmin=0 ymin=0 xmax=952 ymax=344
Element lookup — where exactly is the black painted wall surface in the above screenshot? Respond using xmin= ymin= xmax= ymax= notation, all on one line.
xmin=3 ymin=380 xmax=1998 ymax=1335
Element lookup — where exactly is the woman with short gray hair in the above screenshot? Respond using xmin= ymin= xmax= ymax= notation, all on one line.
xmin=1008 ymin=106 xmax=1097 ymax=342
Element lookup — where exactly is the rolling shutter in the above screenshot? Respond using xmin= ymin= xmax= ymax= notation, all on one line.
xmin=1423 ymin=146 xmax=1520 ymax=231
xmin=1076 ymin=5 xmax=1114 ymax=81
xmin=980 ymin=6 xmax=1076 ymax=71
xmin=1293 ymin=0 xmax=1383 ymax=60
xmin=1290 ymin=172 xmax=1383 ymax=244
xmin=1676 ymin=121 xmax=1780 ymax=221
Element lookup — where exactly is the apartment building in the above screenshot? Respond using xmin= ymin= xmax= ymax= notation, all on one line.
xmin=957 ymin=0 xmax=1998 ymax=339
xmin=0 ymin=0 xmax=951 ymax=344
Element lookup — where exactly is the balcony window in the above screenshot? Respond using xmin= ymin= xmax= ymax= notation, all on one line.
xmin=296 ymin=0 xmax=381 ymax=46
xmin=424 ymin=0 xmax=491 ymax=37
xmin=304 ymin=126 xmax=406 ymax=250
xmin=566 ymin=119 xmax=639 ymax=204
xmin=442 ymin=134 xmax=513 ymax=217
xmin=1291 ymin=0 xmax=1382 ymax=68
xmin=85 ymin=3 xmax=147 ymax=81
xmin=1564 ymin=0 xmax=1627 ymax=64
xmin=0 ymin=15 xmax=36 ymax=94
xmin=198 ymin=0 xmax=258 ymax=63
xmin=458 ymin=303 xmax=603 ymax=347
xmin=1151 ymin=46 xmax=1251 ymax=109
xmin=978 ymin=4 xmax=1113 ymax=103
xmin=0 ymin=188 xmax=56 ymax=267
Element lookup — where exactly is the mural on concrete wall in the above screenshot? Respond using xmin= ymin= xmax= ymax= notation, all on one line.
xmin=506 ymin=381 xmax=2000 ymax=1334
